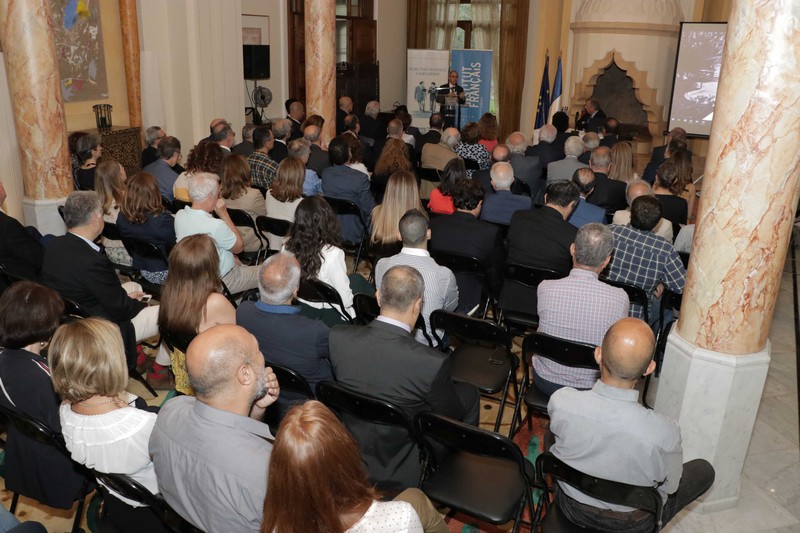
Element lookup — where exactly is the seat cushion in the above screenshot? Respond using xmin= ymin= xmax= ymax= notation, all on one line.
xmin=449 ymin=344 xmax=512 ymax=393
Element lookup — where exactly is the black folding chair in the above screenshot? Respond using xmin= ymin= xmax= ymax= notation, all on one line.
xmin=297 ymin=277 xmax=353 ymax=323
xmin=415 ymin=412 xmax=535 ymax=533
xmin=534 ymin=451 xmax=664 ymax=532
xmin=641 ymin=289 xmax=684 ymax=409
xmin=170 ymin=199 xmax=191 ymax=214
xmin=102 ymin=222 xmax=135 ymax=278
xmin=352 ymin=293 xmax=434 ymax=347
xmin=323 ymin=196 xmax=369 ymax=273
xmin=226 ymin=207 xmax=268 ymax=265
xmin=430 ymin=310 xmax=519 ymax=434
xmin=120 ymin=237 xmax=170 ymax=299
xmin=498 ymin=264 xmax=563 ymax=334
xmin=512 ymin=332 xmax=597 ymax=436
xmin=601 ymin=277 xmax=651 ymax=325
xmin=255 ymin=215 xmax=292 ymax=255
xmin=0 ymin=262 xmax=29 ymax=294
xmin=317 ymin=381 xmax=429 ymax=493
xmin=262 ymin=361 xmax=315 ymax=433
xmin=429 ymin=250 xmax=497 ymax=321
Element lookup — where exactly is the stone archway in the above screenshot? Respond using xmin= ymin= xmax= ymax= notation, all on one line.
xmin=569 ymin=50 xmax=665 ymax=140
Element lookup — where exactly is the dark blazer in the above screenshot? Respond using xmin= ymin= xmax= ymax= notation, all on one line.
xmin=600 ymin=134 xmax=619 ymax=148
xmin=269 ymin=141 xmax=289 ymax=164
xmin=307 ymin=144 xmax=331 ymax=177
xmin=321 ymin=165 xmax=376 ymax=243
xmin=577 ymin=108 xmax=606 ymax=133
xmin=509 ymin=153 xmax=543 ymax=203
xmin=568 ymin=197 xmax=607 ymax=228
xmin=429 ymin=211 xmax=505 ymax=313
xmin=587 ymin=172 xmax=627 ymax=214
xmin=526 ymin=141 xmax=564 ymax=183
xmin=480 ymin=190 xmax=532 ymax=225
xmin=288 ymin=117 xmax=303 ymax=141
xmin=578 ymin=151 xmax=591 ymax=165
xmin=359 ymin=115 xmax=386 ymax=144
xmin=336 ymin=108 xmax=350 ymax=135
xmin=0 ymin=211 xmax=44 ymax=284
xmin=141 ymin=146 xmax=158 ymax=169
xmin=329 ymin=319 xmax=477 ymax=489
xmin=415 ymin=130 xmax=441 ymax=160
xmin=231 ymin=140 xmax=255 ymax=157
xmin=117 ymin=211 xmax=176 ymax=272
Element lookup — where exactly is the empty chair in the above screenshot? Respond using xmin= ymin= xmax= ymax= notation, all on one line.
xmin=498 ymin=263 xmax=564 ymax=333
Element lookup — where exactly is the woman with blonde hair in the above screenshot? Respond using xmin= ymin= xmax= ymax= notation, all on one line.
xmin=220 ymin=153 xmax=267 ymax=252
xmin=172 ymin=140 xmax=225 ymax=201
xmin=49 ymin=317 xmax=168 ymax=533
xmin=607 ymin=141 xmax=639 ymax=184
xmin=95 ymin=158 xmax=132 ymax=267
xmin=370 ymin=171 xmax=425 ymax=259
xmin=265 ymin=156 xmax=305 ymax=250
xmin=262 ymin=401 xmax=449 ymax=533
xmin=371 ymin=138 xmax=413 ymax=204
xmin=157 ymin=234 xmax=236 ymax=395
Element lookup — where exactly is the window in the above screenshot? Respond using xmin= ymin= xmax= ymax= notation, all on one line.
xmin=454 ymin=3 xmax=473 ymax=49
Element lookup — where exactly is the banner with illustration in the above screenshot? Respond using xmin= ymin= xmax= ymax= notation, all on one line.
xmin=449 ymin=49 xmax=492 ymax=128
xmin=406 ymin=49 xmax=450 ymax=129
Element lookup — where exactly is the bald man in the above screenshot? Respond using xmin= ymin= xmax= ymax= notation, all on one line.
xmin=507 ymin=131 xmax=543 ymax=202
xmin=150 ymin=325 xmax=280 ymax=533
xmin=548 ymin=318 xmax=714 ymax=532
xmin=480 ymin=161 xmax=532 ymax=225
xmin=336 ymin=95 xmax=353 ymax=135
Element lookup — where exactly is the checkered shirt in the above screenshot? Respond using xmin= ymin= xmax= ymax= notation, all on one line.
xmin=535 ymin=268 xmax=630 ymax=389
xmin=247 ymin=151 xmax=279 ymax=189
xmin=607 ymin=224 xmax=686 ymax=319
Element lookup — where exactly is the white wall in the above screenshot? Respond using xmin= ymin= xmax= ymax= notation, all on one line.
xmin=242 ymin=0 xmax=288 ymax=121
xmin=376 ymin=0 xmax=408 ymax=111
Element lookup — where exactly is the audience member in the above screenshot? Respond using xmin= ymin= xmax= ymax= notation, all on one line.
xmin=248 ymin=125 xmax=279 ymax=190
xmin=480 ymin=161 xmax=532 ymax=225
xmin=172 ymin=140 xmax=225 ymax=202
xmin=428 ymin=158 xmax=466 ymax=215
xmin=643 ymin=127 xmax=689 ymax=183
xmin=421 ymin=127 xmax=461 ymax=174
xmin=548 ymin=136 xmax=588 ymax=186
xmin=142 ymin=136 xmax=181 ymax=201
xmin=549 ymin=318 xmax=714 ymax=531
xmin=269 ymin=119 xmax=292 ymax=163
xmin=264 ymin=157 xmax=304 ymax=250
xmin=359 ymin=100 xmax=385 ymax=145
xmin=372 ymin=137 xmax=413 ymax=204
xmin=586 ymin=146 xmax=627 ymax=213
xmin=342 ymin=129 xmax=370 ymax=177
xmin=576 ymin=98 xmax=606 ymax=133
xmin=303 ymin=124 xmax=331 ymax=177
xmin=321 ymin=136 xmax=375 ymax=243
xmin=599 ymin=117 xmax=620 ymax=148
xmin=0 ymin=180 xmax=44 ymax=284
xmin=287 ymin=100 xmax=305 ymax=141
xmin=149 ymin=325 xmax=280 ymax=533
xmin=232 ymin=124 xmax=256 ymax=157
xmin=94 ymin=159 xmax=132 ymax=267
xmin=220 ymin=154 xmax=267 ymax=253
xmin=416 ymin=113 xmax=444 ymax=160
xmin=454 ymin=122 xmax=491 ymax=175
xmin=526 ymin=124 xmax=563 ymax=183
xmin=611 ymin=179 xmax=673 ymax=241
xmin=69 ymin=131 xmax=89 ymax=189
xmin=474 ymin=144 xmax=511 ymax=196
xmin=568 ymin=167 xmax=606 ymax=228
xmin=507 ymin=131 xmax=543 ymax=202
xmin=210 ymin=119 xmax=235 ymax=153
xmin=141 ymin=126 xmax=165 ymax=168
xmin=76 ymin=133 xmax=102 ymax=190
xmin=653 ymin=160 xmax=689 ymax=238
xmin=607 ymin=141 xmax=638 ymax=184
xmin=551 ymin=111 xmax=576 ymax=153
xmin=337 ymin=95 xmax=354 ymax=135
xmin=370 ymin=170 xmax=425 ymax=260
xmin=287 ymin=138 xmax=323 ymax=197
xmin=670 ymin=147 xmax=697 ymax=223
xmin=477 ymin=112 xmax=499 ymax=152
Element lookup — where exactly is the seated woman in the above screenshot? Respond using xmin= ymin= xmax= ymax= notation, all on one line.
xmin=285 ymin=196 xmax=373 ymax=326
xmin=343 ymin=133 xmax=369 ymax=177
xmin=49 ymin=318 xmax=169 ymax=533
xmin=370 ymin=170 xmax=426 ymax=261
xmin=477 ymin=113 xmax=499 ymax=153
xmin=427 ymin=158 xmax=466 ymax=215
xmin=0 ymin=282 xmax=88 ymax=511
xmin=95 ymin=159 xmax=133 ymax=267
xmin=68 ymin=131 xmax=88 ymax=190
xmin=117 ymin=172 xmax=176 ymax=285
xmin=75 ymin=133 xmax=102 ymax=190
xmin=653 ymin=160 xmax=689 ymax=238
xmin=172 ymin=140 xmax=225 ymax=202
xmin=669 ymin=148 xmax=697 ymax=223
xmin=261 ymin=401 xmax=447 ymax=533
xmin=157 ymin=234 xmax=236 ymax=395
xmin=220 ymin=153 xmax=267 ymax=252
xmin=608 ymin=141 xmax=639 ymax=184
xmin=265 ymin=156 xmax=305 ymax=250
xmin=454 ymin=122 xmax=491 ymax=176
xmin=371 ymin=138 xmax=413 ymax=204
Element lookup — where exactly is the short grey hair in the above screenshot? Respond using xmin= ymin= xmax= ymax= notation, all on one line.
xmin=574 ymin=223 xmax=614 ymax=268
xmin=273 ymin=118 xmax=292 ymax=140
xmin=583 ymin=132 xmax=600 ymax=150
xmin=398 ymin=209 xmax=428 ymax=246
xmin=304 ymin=125 xmax=321 ymax=143
xmin=145 ymin=126 xmax=164 ymax=146
xmin=187 ymin=172 xmax=220 ymax=203
xmin=625 ymin=179 xmax=653 ymax=206
xmin=387 ymin=119 xmax=404 ymax=138
xmin=589 ymin=146 xmax=611 ymax=170
xmin=258 ymin=252 xmax=301 ymax=305
xmin=64 ymin=191 xmax=101 ymax=229
xmin=505 ymin=132 xmax=528 ymax=154
xmin=441 ymin=128 xmax=461 ymax=148
xmin=565 ymin=136 xmax=584 ymax=157
xmin=539 ymin=125 xmax=557 ymax=143
xmin=242 ymin=124 xmax=257 ymax=142
xmin=288 ymin=138 xmax=311 ymax=159
xmin=365 ymin=101 xmax=380 ymax=118
xmin=490 ymin=162 xmax=514 ymax=189
xmin=379 ymin=266 xmax=424 ymax=313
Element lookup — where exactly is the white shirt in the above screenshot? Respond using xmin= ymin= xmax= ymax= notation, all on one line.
xmin=347 ymin=500 xmax=423 ymax=533
xmin=300 ymin=245 xmax=354 ymax=315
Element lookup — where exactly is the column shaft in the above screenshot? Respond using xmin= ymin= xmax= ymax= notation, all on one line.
xmin=119 ymin=0 xmax=142 ymax=128
xmin=304 ymin=0 xmax=336 ymax=144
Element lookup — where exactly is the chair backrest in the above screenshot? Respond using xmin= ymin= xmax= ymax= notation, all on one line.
xmin=255 ymin=215 xmax=292 ymax=239
xmin=170 ymin=199 xmax=191 ymax=214
xmin=62 ymin=296 xmax=90 ymax=320
xmin=160 ymin=329 xmax=196 ymax=355
xmin=0 ymin=404 xmax=68 ymax=453
xmin=297 ymin=278 xmax=352 ymax=322
xmin=121 ymin=237 xmax=170 ymax=266
xmin=521 ymin=332 xmax=597 ymax=370
xmin=267 ymin=362 xmax=314 ymax=399
xmin=429 ymin=250 xmax=487 ymax=278
xmin=92 ymin=470 xmax=162 ymax=509
xmin=417 ymin=167 xmax=441 ymax=182
xmin=101 ymin=221 xmax=123 ymax=241
xmin=0 ymin=263 xmax=29 ymax=289
xmin=352 ymin=293 xmax=380 ymax=325
xmin=601 ymin=277 xmax=649 ymax=320
xmin=161 ymin=196 xmax=173 ymax=211
xmin=58 ymin=205 xmax=66 ymax=222
xmin=323 ymin=196 xmax=368 ymax=239
xmin=429 ymin=309 xmax=507 ymax=350
xmin=226 ymin=208 xmax=266 ymax=250
xmin=503 ymin=263 xmax=563 ymax=290
xmin=415 ymin=411 xmax=531 ymax=480
xmin=316 ymin=381 xmax=415 ymax=430
xmin=536 ymin=452 xmax=663 ymax=532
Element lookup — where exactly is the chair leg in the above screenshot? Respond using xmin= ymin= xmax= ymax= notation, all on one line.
xmin=129 ymin=367 xmax=159 ymax=398
xmin=642 ymin=374 xmax=653 ymax=410
xmin=9 ymin=492 xmax=18 ymax=514
xmin=71 ymin=494 xmax=87 ymax=533
xmin=493 ymin=373 xmax=513 ymax=433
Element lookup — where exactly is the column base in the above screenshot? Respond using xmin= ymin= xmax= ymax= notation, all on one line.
xmin=22 ymin=197 xmax=67 ymax=236
xmin=654 ymin=330 xmax=770 ymax=512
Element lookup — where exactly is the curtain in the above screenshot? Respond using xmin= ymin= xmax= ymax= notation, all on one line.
xmin=498 ymin=0 xmax=529 ymax=140
xmin=406 ymin=0 xmax=430 ymax=49
xmin=427 ymin=0 xmax=461 ymax=50
xmin=470 ymin=0 xmax=501 ymax=118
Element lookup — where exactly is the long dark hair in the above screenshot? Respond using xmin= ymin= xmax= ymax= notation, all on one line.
xmin=285 ymin=197 xmax=342 ymax=279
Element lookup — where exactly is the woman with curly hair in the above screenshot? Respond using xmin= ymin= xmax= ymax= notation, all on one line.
xmin=172 ymin=139 xmax=225 ymax=201
xmin=371 ymin=138 xmax=413 ymax=204
xmin=454 ymin=122 xmax=491 ymax=176
xmin=428 ymin=158 xmax=466 ymax=215
xmin=477 ymin=112 xmax=499 ymax=152
xmin=220 ymin=154 xmax=267 ymax=252
xmin=265 ymin=156 xmax=305 ymax=250
xmin=95 ymin=159 xmax=133 ymax=267
xmin=370 ymin=171 xmax=425 ymax=259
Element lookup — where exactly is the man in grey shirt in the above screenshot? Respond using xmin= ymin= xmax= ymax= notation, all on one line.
xmin=149 ymin=325 xmax=280 ymax=533
xmin=548 ymin=317 xmax=714 ymax=532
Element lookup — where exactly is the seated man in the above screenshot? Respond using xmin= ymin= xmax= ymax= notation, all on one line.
xmin=549 ymin=317 xmax=715 ymax=531
xmin=375 ymin=209 xmax=459 ymax=344
xmin=567 ymin=167 xmax=606 ymax=228
xmin=142 ymin=136 xmax=181 ymax=202
xmin=0 ymin=180 xmax=44 ymax=287
xmin=174 ymin=172 xmax=259 ymax=293
xmin=329 ymin=265 xmax=480 ymax=489
xmin=321 ymin=136 xmax=376 ymax=243
xmin=149 ymin=325 xmax=280 ymax=533
xmin=585 ymin=146 xmax=627 ymax=214
xmin=548 ymin=136 xmax=588 ymax=186
xmin=608 ymin=196 xmax=686 ymax=326
xmin=533 ymin=224 xmax=629 ymax=396
xmin=41 ymin=191 xmax=159 ymax=365
xmin=612 ymin=179 xmax=673 ymax=242
xmin=236 ymin=252 xmax=332 ymax=403
xmin=480 ymin=161 xmax=532 ymax=225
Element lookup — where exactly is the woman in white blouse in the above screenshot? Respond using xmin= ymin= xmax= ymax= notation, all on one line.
xmin=49 ymin=318 xmax=168 ymax=533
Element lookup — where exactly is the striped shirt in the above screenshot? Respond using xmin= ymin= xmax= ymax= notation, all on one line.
xmin=375 ymin=247 xmax=459 ymax=344
xmin=247 ymin=151 xmax=279 ymax=189
xmin=535 ymin=268 xmax=629 ymax=389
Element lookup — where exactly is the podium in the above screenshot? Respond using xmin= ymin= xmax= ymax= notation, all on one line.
xmin=436 ymin=90 xmax=464 ymax=129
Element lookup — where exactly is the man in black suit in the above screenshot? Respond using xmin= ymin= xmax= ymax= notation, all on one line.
xmin=576 ymin=98 xmax=606 ymax=133
xmin=336 ymin=95 xmax=353 ymax=135
xmin=321 ymin=136 xmax=375 ymax=243
xmin=502 ymin=180 xmax=580 ymax=314
xmin=0 ymin=181 xmax=43 ymax=287
xmin=526 ymin=124 xmax=564 ymax=185
xmin=359 ymin=100 xmax=385 ymax=146
xmin=429 ymin=179 xmax=505 ymax=314
xmin=287 ymin=100 xmax=305 ymax=141
xmin=40 ymin=191 xmax=159 ymax=365
xmin=551 ymin=111 xmax=578 ymax=154
xmin=329 ymin=265 xmax=479 ymax=489
xmin=304 ymin=125 xmax=330 ymax=177
xmin=475 ymin=144 xmax=509 ymax=196
xmin=343 ymin=114 xmax=376 ymax=171
xmin=437 ymin=70 xmax=466 ymax=128
xmin=599 ymin=117 xmax=620 ymax=148
xmin=586 ymin=146 xmax=627 ymax=214
xmin=269 ymin=119 xmax=291 ymax=163
xmin=232 ymin=124 xmax=256 ymax=157
xmin=507 ymin=131 xmax=544 ymax=203
xmin=415 ymin=113 xmax=444 ymax=161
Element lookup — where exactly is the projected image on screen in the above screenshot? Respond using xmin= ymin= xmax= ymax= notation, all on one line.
xmin=668 ymin=23 xmax=727 ymax=137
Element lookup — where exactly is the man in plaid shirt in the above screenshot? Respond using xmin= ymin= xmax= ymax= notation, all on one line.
xmin=607 ymin=195 xmax=686 ymax=325
xmin=247 ymin=125 xmax=279 ymax=189
xmin=534 ymin=224 xmax=630 ymax=395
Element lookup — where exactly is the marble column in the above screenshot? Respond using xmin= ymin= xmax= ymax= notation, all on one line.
xmin=655 ymin=0 xmax=800 ymax=512
xmin=119 ymin=0 xmax=142 ymax=129
xmin=0 ymin=0 xmax=71 ymax=234
xmin=304 ymin=0 xmax=336 ymax=144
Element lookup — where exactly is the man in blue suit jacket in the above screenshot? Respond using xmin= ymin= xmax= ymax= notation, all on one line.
xmin=568 ymin=168 xmax=607 ymax=228
xmin=480 ymin=162 xmax=532 ymax=225
xmin=321 ymin=136 xmax=375 ymax=243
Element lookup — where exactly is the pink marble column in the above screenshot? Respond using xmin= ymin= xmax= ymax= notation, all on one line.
xmin=119 ymin=0 xmax=142 ymax=129
xmin=305 ymin=0 xmax=336 ymax=144
xmin=677 ymin=0 xmax=800 ymax=355
xmin=0 ymin=0 xmax=72 ymax=199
